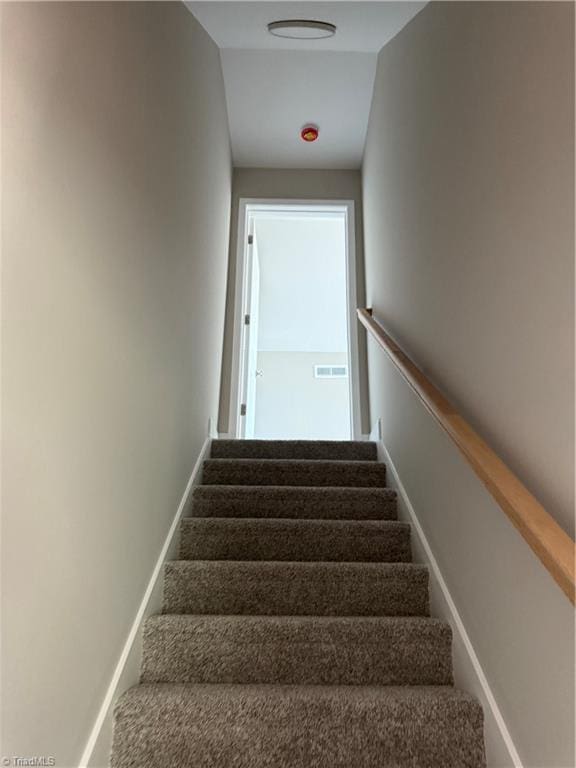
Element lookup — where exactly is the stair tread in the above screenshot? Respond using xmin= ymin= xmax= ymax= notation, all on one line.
xmin=145 ymin=613 xmax=448 ymax=628
xmin=202 ymin=458 xmax=387 ymax=488
xmin=164 ymin=560 xmax=429 ymax=616
xmin=117 ymin=681 xmax=481 ymax=710
xmin=194 ymin=484 xmax=396 ymax=498
xmin=141 ymin=614 xmax=452 ymax=685
xmin=211 ymin=439 xmax=378 ymax=461
xmin=191 ymin=484 xmax=397 ymax=519
xmin=183 ymin=516 xmax=406 ymax=528
xmin=204 ymin=458 xmax=383 ymax=466
xmin=179 ymin=517 xmax=411 ymax=562
xmin=166 ymin=559 xmax=426 ymax=572
xmin=112 ymin=683 xmax=485 ymax=768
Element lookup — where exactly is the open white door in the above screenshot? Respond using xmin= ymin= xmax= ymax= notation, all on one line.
xmin=231 ymin=199 xmax=359 ymax=439
xmin=238 ymin=219 xmax=260 ymax=438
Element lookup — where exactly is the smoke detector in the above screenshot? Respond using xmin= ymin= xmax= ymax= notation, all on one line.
xmin=301 ymin=125 xmax=319 ymax=142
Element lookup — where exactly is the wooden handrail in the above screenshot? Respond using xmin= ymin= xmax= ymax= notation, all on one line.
xmin=358 ymin=307 xmax=576 ymax=604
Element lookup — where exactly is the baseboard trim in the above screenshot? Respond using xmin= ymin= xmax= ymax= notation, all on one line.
xmin=376 ymin=434 xmax=523 ymax=768
xmin=78 ymin=433 xmax=213 ymax=767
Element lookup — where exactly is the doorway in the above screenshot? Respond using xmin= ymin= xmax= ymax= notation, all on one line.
xmin=230 ymin=199 xmax=360 ymax=440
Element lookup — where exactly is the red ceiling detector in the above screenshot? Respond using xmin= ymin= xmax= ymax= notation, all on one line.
xmin=301 ymin=124 xmax=319 ymax=142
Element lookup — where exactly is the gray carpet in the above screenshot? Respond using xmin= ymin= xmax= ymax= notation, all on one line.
xmin=164 ymin=560 xmax=430 ymax=616
xmin=179 ymin=517 xmax=411 ymax=561
xmin=211 ymin=439 xmax=377 ymax=461
xmin=141 ymin=615 xmax=453 ymax=685
xmin=111 ymin=438 xmax=486 ymax=767
xmin=191 ymin=484 xmax=398 ymax=519
xmin=202 ymin=458 xmax=387 ymax=487
xmin=113 ymin=684 xmax=484 ymax=768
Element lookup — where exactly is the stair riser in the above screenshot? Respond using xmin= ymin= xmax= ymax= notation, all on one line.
xmin=191 ymin=486 xmax=398 ymax=520
xmin=163 ymin=562 xmax=429 ymax=616
xmin=141 ymin=617 xmax=452 ymax=686
xmin=211 ymin=440 xmax=378 ymax=461
xmin=112 ymin=685 xmax=485 ymax=768
xmin=202 ymin=460 xmax=387 ymax=487
xmin=179 ymin=519 xmax=411 ymax=562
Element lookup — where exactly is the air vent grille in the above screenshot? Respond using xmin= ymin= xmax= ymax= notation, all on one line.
xmin=314 ymin=364 xmax=348 ymax=379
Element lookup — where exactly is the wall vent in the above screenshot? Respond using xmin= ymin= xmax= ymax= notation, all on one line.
xmin=314 ymin=364 xmax=348 ymax=379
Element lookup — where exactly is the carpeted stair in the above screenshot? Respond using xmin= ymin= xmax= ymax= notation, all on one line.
xmin=111 ymin=439 xmax=486 ymax=768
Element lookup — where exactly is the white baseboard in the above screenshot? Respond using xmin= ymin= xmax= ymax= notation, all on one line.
xmin=78 ymin=431 xmax=213 ymax=768
xmin=373 ymin=424 xmax=522 ymax=768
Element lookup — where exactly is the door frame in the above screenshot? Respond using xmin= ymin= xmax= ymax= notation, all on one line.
xmin=228 ymin=197 xmax=361 ymax=440
xmin=238 ymin=217 xmax=260 ymax=439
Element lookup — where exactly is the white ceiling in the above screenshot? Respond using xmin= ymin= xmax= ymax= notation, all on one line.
xmin=187 ymin=2 xmax=426 ymax=53
xmin=186 ymin=2 xmax=426 ymax=168
xmin=220 ymin=49 xmax=376 ymax=168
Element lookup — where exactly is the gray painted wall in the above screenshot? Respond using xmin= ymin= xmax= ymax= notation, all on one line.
xmin=363 ymin=0 xmax=574 ymax=539
xmin=218 ymin=168 xmax=370 ymax=434
xmin=2 ymin=3 xmax=231 ymax=765
xmin=362 ymin=2 xmax=574 ymax=766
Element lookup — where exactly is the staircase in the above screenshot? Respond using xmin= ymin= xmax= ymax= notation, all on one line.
xmin=111 ymin=439 xmax=486 ymax=767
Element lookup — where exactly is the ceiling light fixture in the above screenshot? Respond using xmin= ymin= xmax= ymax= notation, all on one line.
xmin=267 ymin=20 xmax=337 ymax=40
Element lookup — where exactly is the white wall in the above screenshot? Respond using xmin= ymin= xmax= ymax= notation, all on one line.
xmin=255 ymin=216 xmax=347 ymax=352
xmin=362 ymin=2 xmax=574 ymax=766
xmin=255 ymin=352 xmax=350 ymax=440
xmin=218 ymin=168 xmax=370 ymax=434
xmin=1 ymin=3 xmax=231 ymax=766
